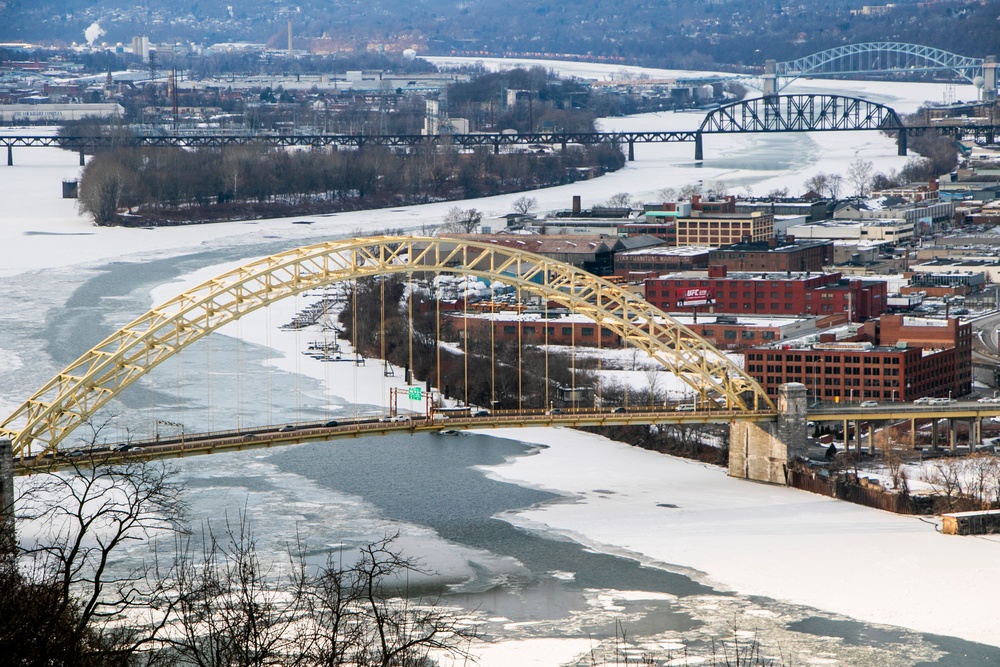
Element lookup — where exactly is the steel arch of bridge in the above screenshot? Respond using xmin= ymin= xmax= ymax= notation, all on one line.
xmin=775 ymin=42 xmax=983 ymax=89
xmin=699 ymin=94 xmax=903 ymax=134
xmin=0 ymin=237 xmax=773 ymax=458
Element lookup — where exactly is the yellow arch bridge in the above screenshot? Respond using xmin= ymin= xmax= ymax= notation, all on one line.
xmin=4 ymin=236 xmax=997 ymax=477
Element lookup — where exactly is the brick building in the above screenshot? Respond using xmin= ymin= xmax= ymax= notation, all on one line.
xmin=675 ymin=211 xmax=774 ymax=247
xmin=447 ymin=311 xmax=622 ymax=348
xmin=745 ymin=315 xmax=972 ymax=402
xmin=707 ymin=238 xmax=834 ymax=273
xmin=613 ymin=246 xmax=712 ymax=279
xmin=643 ymin=266 xmax=887 ymax=322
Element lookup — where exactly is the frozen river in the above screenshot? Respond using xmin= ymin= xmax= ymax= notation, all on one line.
xmin=3 ymin=64 xmax=1000 ymax=665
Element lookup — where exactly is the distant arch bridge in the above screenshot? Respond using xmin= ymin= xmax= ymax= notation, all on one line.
xmin=763 ymin=42 xmax=996 ymax=95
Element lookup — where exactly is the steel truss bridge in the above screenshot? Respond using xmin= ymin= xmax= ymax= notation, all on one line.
xmin=2 ymin=97 xmax=996 ymax=164
xmin=3 ymin=236 xmax=1000 ymax=474
xmin=773 ymin=42 xmax=987 ymax=89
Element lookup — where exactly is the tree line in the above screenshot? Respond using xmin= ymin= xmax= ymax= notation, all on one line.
xmin=77 ymin=143 xmax=625 ymax=226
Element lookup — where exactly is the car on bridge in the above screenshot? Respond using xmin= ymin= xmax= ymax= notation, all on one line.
xmin=860 ymin=401 xmax=879 ymax=408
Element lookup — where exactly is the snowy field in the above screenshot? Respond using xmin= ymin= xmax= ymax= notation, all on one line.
xmin=1 ymin=60 xmax=997 ymax=661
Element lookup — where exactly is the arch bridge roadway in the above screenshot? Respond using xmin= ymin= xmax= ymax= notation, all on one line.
xmin=4 ymin=235 xmax=1000 ymax=475
xmin=13 ymin=400 xmax=1000 ymax=476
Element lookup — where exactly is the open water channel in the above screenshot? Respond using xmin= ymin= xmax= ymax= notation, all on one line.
xmin=9 ymin=241 xmax=996 ymax=666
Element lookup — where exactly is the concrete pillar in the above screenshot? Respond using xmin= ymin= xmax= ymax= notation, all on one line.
xmin=843 ymin=418 xmax=850 ymax=452
xmin=910 ymin=417 xmax=916 ymax=449
xmin=79 ymin=149 xmax=86 ymax=166
xmin=932 ymin=419 xmax=939 ymax=452
xmin=6 ymin=145 xmax=11 ymax=166
xmin=950 ymin=419 xmax=957 ymax=453
xmin=729 ymin=382 xmax=806 ymax=485
xmin=762 ymin=59 xmax=778 ymax=97
xmin=897 ymin=128 xmax=907 ymax=156
xmin=493 ymin=139 xmax=500 ymax=155
xmin=984 ymin=56 xmax=997 ymax=103
xmin=855 ymin=419 xmax=861 ymax=454
xmin=0 ymin=439 xmax=14 ymax=557
xmin=627 ymin=139 xmax=635 ymax=162
xmin=868 ymin=422 xmax=875 ymax=455
xmin=694 ymin=132 xmax=704 ymax=161
xmin=974 ymin=418 xmax=982 ymax=452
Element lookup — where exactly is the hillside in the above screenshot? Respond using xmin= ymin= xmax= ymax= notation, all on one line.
xmin=1 ymin=0 xmax=997 ymax=68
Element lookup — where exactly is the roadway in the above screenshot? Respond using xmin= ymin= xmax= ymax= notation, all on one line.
xmin=14 ymin=407 xmax=776 ymax=475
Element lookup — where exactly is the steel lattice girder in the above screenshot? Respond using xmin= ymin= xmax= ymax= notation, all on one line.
xmin=699 ymin=95 xmax=902 ymax=133
xmin=0 ymin=237 xmax=774 ymax=457
xmin=775 ymin=42 xmax=983 ymax=85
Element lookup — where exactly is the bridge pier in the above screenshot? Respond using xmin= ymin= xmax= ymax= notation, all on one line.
xmin=694 ymin=132 xmax=703 ymax=161
xmin=897 ymin=128 xmax=907 ymax=156
xmin=79 ymin=149 xmax=86 ymax=166
xmin=729 ymin=382 xmax=806 ymax=485
xmin=762 ymin=59 xmax=778 ymax=97
xmin=984 ymin=56 xmax=997 ymax=103
xmin=0 ymin=439 xmax=13 ymax=557
xmin=6 ymin=145 xmax=11 ymax=166
xmin=627 ymin=139 xmax=635 ymax=162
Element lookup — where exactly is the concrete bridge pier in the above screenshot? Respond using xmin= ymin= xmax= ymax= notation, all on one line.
xmin=627 ymin=139 xmax=635 ymax=161
xmin=730 ymin=382 xmax=806 ymax=485
xmin=0 ymin=439 xmax=13 ymax=557
xmin=694 ymin=132 xmax=703 ymax=161
xmin=897 ymin=128 xmax=907 ymax=156
xmin=984 ymin=56 xmax=997 ymax=103
xmin=6 ymin=145 xmax=11 ymax=166
xmin=762 ymin=59 xmax=778 ymax=97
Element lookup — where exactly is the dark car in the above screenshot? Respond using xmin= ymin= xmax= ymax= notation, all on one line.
xmin=324 ymin=420 xmax=340 ymax=427
xmin=611 ymin=407 xmax=627 ymax=413
xmin=471 ymin=410 xmax=490 ymax=417
xmin=279 ymin=425 xmax=297 ymax=432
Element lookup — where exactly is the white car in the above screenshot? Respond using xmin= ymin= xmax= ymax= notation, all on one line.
xmin=860 ymin=401 xmax=879 ymax=408
xmin=913 ymin=397 xmax=933 ymax=405
xmin=928 ymin=397 xmax=957 ymax=405
xmin=979 ymin=397 xmax=999 ymax=404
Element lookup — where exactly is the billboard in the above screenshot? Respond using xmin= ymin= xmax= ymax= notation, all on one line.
xmin=679 ymin=288 xmax=713 ymax=307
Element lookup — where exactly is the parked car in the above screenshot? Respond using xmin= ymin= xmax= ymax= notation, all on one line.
xmin=860 ymin=401 xmax=879 ymax=408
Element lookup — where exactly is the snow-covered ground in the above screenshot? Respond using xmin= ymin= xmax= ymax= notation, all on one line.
xmin=2 ymin=61 xmax=998 ymax=659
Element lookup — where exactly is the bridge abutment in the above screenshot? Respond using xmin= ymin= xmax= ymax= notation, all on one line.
xmin=729 ymin=383 xmax=806 ymax=485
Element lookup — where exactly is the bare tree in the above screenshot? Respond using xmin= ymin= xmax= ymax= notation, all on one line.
xmin=847 ymin=158 xmax=875 ymax=200
xmin=441 ymin=207 xmax=483 ymax=233
xmin=827 ymin=173 xmax=844 ymax=200
xmin=766 ymin=187 xmax=789 ymax=199
xmin=677 ymin=183 xmax=701 ymax=200
xmin=511 ymin=195 xmax=538 ymax=215
xmin=803 ymin=172 xmax=829 ymax=196
xmin=656 ymin=186 xmax=677 ymax=201
xmin=604 ymin=192 xmax=633 ymax=208
xmin=704 ymin=180 xmax=728 ymax=199
xmin=9 ymin=453 xmax=185 ymax=664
